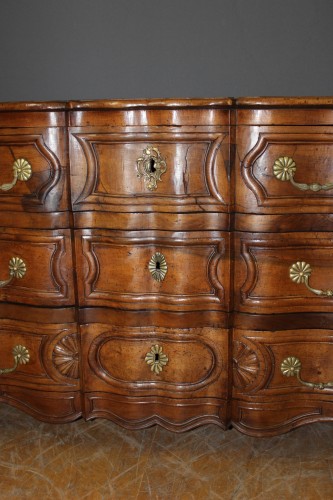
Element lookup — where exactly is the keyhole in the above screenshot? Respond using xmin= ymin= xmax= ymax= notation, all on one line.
xmin=156 ymin=261 xmax=160 ymax=270
xmin=149 ymin=159 xmax=156 ymax=173
xmin=154 ymin=353 xmax=160 ymax=362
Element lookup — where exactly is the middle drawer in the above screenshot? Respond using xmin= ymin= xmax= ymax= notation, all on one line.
xmin=235 ymin=231 xmax=333 ymax=314
xmin=0 ymin=228 xmax=75 ymax=306
xmin=75 ymin=229 xmax=230 ymax=312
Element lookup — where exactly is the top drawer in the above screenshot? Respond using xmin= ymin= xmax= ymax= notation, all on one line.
xmin=236 ymin=102 xmax=333 ymax=215
xmin=0 ymin=104 xmax=69 ymax=224
xmin=69 ymin=102 xmax=231 ymax=218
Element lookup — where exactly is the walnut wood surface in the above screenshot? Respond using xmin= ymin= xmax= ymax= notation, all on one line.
xmin=0 ymin=314 xmax=80 ymax=422
xmin=81 ymin=324 xmax=228 ymax=398
xmin=0 ymin=228 xmax=75 ymax=306
xmin=232 ymin=328 xmax=333 ymax=436
xmin=236 ymin=125 xmax=333 ymax=214
xmin=234 ymin=231 xmax=333 ymax=314
xmin=0 ymin=98 xmax=333 ymax=434
xmin=68 ymin=98 xmax=234 ymax=110
xmin=75 ymin=229 xmax=230 ymax=311
xmin=70 ymin=126 xmax=230 ymax=215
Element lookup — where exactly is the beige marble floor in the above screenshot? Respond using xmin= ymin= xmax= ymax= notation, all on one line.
xmin=0 ymin=405 xmax=333 ymax=499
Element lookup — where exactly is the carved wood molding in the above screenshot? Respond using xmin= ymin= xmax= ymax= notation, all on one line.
xmin=0 ymin=134 xmax=62 ymax=208
xmin=232 ymin=336 xmax=272 ymax=394
xmin=0 ymin=321 xmax=80 ymax=391
xmin=0 ymin=389 xmax=81 ymax=422
xmin=52 ymin=333 xmax=80 ymax=379
xmin=239 ymin=237 xmax=333 ymax=312
xmin=84 ymin=392 xmax=226 ymax=431
xmin=233 ymin=341 xmax=260 ymax=390
xmin=0 ymin=230 xmax=74 ymax=306
xmin=241 ymin=132 xmax=333 ymax=207
xmin=232 ymin=400 xmax=322 ymax=437
xmin=79 ymin=232 xmax=226 ymax=311
xmin=42 ymin=328 xmax=80 ymax=388
xmin=72 ymin=131 xmax=228 ymax=211
xmin=87 ymin=327 xmax=222 ymax=393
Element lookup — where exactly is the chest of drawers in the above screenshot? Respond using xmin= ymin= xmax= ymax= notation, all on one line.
xmin=1 ymin=97 xmax=333 ymax=435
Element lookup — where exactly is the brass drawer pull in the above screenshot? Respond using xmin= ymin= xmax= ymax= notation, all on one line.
xmin=145 ymin=344 xmax=169 ymax=374
xmin=0 ymin=159 xmax=32 ymax=192
xmin=148 ymin=252 xmax=167 ymax=282
xmin=136 ymin=146 xmax=167 ymax=191
xmin=0 ymin=257 xmax=27 ymax=288
xmin=281 ymin=356 xmax=333 ymax=390
xmin=0 ymin=345 xmax=30 ymax=375
xmin=289 ymin=261 xmax=333 ymax=297
xmin=273 ymin=156 xmax=333 ymax=192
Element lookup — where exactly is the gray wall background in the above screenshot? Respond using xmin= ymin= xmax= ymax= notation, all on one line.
xmin=0 ymin=0 xmax=332 ymax=101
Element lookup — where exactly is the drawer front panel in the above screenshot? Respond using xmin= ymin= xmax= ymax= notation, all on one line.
xmin=0 ymin=229 xmax=75 ymax=306
xmin=75 ymin=230 xmax=229 ymax=311
xmin=235 ymin=232 xmax=333 ymax=313
xmin=237 ymin=128 xmax=333 ymax=213
xmin=0 ymin=319 xmax=79 ymax=390
xmin=0 ymin=128 xmax=68 ymax=213
xmin=0 ymin=316 xmax=81 ymax=423
xmin=70 ymin=129 xmax=229 ymax=213
xmin=82 ymin=324 xmax=228 ymax=398
xmin=233 ymin=329 xmax=333 ymax=396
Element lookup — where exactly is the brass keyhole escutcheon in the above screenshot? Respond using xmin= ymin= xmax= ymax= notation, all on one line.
xmin=136 ymin=146 xmax=167 ymax=191
xmin=148 ymin=252 xmax=167 ymax=282
xmin=145 ymin=345 xmax=168 ymax=375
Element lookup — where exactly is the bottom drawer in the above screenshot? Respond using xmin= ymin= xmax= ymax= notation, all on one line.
xmin=233 ymin=329 xmax=333 ymax=396
xmin=232 ymin=328 xmax=333 ymax=435
xmin=81 ymin=323 xmax=228 ymax=428
xmin=0 ymin=311 xmax=81 ymax=422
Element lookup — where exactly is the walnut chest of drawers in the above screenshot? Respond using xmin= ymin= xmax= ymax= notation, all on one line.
xmin=1 ymin=97 xmax=333 ymax=436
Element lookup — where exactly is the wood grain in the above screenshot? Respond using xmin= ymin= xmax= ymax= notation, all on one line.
xmin=0 ymin=98 xmax=333 ymax=435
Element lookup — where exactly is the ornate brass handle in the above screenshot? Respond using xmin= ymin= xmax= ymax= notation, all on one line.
xmin=273 ymin=156 xmax=333 ymax=192
xmin=145 ymin=345 xmax=169 ymax=374
xmin=136 ymin=146 xmax=167 ymax=191
xmin=281 ymin=356 xmax=333 ymax=390
xmin=0 ymin=257 xmax=27 ymax=288
xmin=148 ymin=252 xmax=168 ymax=282
xmin=289 ymin=261 xmax=333 ymax=297
xmin=0 ymin=345 xmax=30 ymax=375
xmin=0 ymin=159 xmax=32 ymax=192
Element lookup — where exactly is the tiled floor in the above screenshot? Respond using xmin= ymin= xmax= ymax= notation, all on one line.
xmin=1 ymin=405 xmax=333 ymax=499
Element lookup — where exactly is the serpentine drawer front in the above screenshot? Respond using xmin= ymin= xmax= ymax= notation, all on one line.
xmin=236 ymin=102 xmax=333 ymax=215
xmin=0 ymin=228 xmax=75 ymax=307
xmin=75 ymin=229 xmax=230 ymax=312
xmin=69 ymin=104 xmax=230 ymax=216
xmin=1 ymin=97 xmax=333 ymax=435
xmin=81 ymin=324 xmax=228 ymax=426
xmin=0 ymin=310 xmax=81 ymax=422
xmin=234 ymin=231 xmax=333 ymax=314
xmin=232 ymin=329 xmax=333 ymax=436
xmin=0 ymin=104 xmax=69 ymax=228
